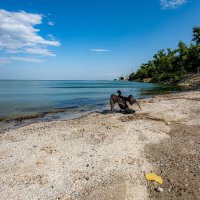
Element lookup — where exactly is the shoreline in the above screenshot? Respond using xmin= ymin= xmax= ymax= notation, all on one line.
xmin=0 ymin=90 xmax=200 ymax=199
xmin=0 ymin=79 xmax=190 ymax=133
xmin=131 ymin=73 xmax=200 ymax=89
xmin=0 ymin=104 xmax=109 ymax=133
xmin=0 ymin=86 xmax=192 ymax=134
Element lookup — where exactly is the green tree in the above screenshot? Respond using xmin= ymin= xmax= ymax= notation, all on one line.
xmin=192 ymin=26 xmax=200 ymax=45
xmin=128 ymin=26 xmax=200 ymax=83
xmin=174 ymin=41 xmax=188 ymax=73
xmin=129 ymin=72 xmax=136 ymax=81
xmin=187 ymin=44 xmax=200 ymax=73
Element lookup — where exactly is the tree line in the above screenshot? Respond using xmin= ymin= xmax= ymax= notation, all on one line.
xmin=129 ymin=27 xmax=200 ymax=83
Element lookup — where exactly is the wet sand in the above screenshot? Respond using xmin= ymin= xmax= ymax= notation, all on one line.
xmin=0 ymin=91 xmax=200 ymax=200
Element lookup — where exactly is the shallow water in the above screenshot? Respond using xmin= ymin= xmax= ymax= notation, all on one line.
xmin=0 ymin=80 xmax=178 ymax=121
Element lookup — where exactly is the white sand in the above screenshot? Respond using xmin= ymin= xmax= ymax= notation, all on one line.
xmin=1 ymin=91 xmax=200 ymax=200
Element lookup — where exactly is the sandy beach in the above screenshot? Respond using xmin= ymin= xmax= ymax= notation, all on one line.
xmin=0 ymin=90 xmax=200 ymax=200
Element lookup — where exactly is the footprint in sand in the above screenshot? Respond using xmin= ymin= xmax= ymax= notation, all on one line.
xmin=20 ymin=174 xmax=49 ymax=186
xmin=40 ymin=146 xmax=57 ymax=155
xmin=35 ymin=159 xmax=46 ymax=166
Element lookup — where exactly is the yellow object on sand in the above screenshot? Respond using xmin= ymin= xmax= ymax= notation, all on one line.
xmin=145 ymin=173 xmax=163 ymax=184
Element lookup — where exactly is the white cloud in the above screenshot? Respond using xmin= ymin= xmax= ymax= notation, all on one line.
xmin=0 ymin=9 xmax=60 ymax=59
xmin=48 ymin=21 xmax=54 ymax=26
xmin=0 ymin=56 xmax=44 ymax=63
xmin=47 ymin=34 xmax=56 ymax=41
xmin=0 ymin=58 xmax=11 ymax=64
xmin=23 ymin=47 xmax=56 ymax=57
xmin=10 ymin=56 xmax=44 ymax=62
xmin=160 ymin=0 xmax=187 ymax=9
xmin=90 ymin=49 xmax=110 ymax=52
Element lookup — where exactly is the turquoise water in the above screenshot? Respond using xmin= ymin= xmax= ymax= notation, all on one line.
xmin=0 ymin=80 xmax=163 ymax=121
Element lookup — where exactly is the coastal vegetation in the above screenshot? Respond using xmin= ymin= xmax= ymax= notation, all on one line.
xmin=129 ymin=27 xmax=200 ymax=83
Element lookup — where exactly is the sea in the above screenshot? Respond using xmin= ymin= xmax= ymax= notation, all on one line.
xmin=0 ymin=80 xmax=180 ymax=124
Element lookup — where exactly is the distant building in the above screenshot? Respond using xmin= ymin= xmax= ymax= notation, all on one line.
xmin=119 ymin=75 xmax=129 ymax=81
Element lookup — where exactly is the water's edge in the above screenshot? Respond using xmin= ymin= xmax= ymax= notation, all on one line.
xmin=0 ymin=80 xmax=185 ymax=133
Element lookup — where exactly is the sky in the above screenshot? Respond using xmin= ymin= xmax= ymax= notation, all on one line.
xmin=0 ymin=0 xmax=200 ymax=80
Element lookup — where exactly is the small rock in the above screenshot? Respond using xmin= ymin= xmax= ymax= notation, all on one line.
xmin=86 ymin=177 xmax=89 ymax=180
xmin=155 ymin=186 xmax=164 ymax=192
xmin=86 ymin=164 xmax=89 ymax=167
xmin=127 ymin=157 xmax=135 ymax=165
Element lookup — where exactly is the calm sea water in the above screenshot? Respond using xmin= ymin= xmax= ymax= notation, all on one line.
xmin=0 ymin=80 xmax=173 ymax=121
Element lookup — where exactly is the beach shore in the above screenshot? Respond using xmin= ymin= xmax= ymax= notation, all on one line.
xmin=0 ymin=90 xmax=200 ymax=200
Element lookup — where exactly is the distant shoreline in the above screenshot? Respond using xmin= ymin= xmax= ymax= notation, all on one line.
xmin=129 ymin=73 xmax=200 ymax=91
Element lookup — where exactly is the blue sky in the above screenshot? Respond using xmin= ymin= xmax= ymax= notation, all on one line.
xmin=0 ymin=0 xmax=200 ymax=80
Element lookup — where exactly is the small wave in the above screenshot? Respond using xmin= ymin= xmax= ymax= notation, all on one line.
xmin=48 ymin=86 xmax=135 ymax=89
xmin=0 ymin=106 xmax=80 ymax=122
